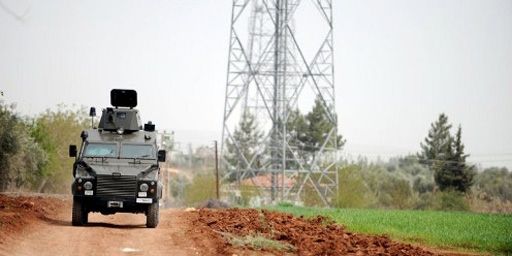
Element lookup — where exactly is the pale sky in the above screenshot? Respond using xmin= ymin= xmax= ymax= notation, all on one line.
xmin=1 ymin=0 xmax=511 ymax=168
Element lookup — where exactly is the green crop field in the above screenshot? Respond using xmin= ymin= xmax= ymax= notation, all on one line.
xmin=268 ymin=205 xmax=512 ymax=254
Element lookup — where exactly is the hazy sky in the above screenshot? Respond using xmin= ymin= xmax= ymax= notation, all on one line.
xmin=1 ymin=0 xmax=511 ymax=168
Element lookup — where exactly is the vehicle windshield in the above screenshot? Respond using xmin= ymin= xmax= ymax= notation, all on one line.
xmin=83 ymin=143 xmax=117 ymax=158
xmin=121 ymin=144 xmax=155 ymax=159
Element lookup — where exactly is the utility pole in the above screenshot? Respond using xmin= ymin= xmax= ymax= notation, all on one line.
xmin=214 ymin=140 xmax=220 ymax=200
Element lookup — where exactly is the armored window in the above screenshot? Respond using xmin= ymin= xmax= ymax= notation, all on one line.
xmin=83 ymin=143 xmax=118 ymax=158
xmin=120 ymin=144 xmax=155 ymax=159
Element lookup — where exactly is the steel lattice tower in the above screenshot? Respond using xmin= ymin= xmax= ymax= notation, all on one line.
xmin=221 ymin=0 xmax=338 ymax=206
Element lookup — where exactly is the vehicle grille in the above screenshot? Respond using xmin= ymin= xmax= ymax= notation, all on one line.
xmin=96 ymin=174 xmax=137 ymax=197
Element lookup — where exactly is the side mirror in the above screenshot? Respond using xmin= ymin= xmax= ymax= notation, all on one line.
xmin=157 ymin=150 xmax=166 ymax=162
xmin=69 ymin=145 xmax=77 ymax=158
xmin=80 ymin=131 xmax=88 ymax=141
xmin=89 ymin=107 xmax=96 ymax=117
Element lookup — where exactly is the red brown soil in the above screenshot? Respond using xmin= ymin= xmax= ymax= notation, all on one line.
xmin=0 ymin=193 xmax=65 ymax=243
xmin=0 ymin=194 xmax=478 ymax=256
xmin=0 ymin=193 xmax=228 ymax=256
xmin=198 ymin=208 xmax=438 ymax=256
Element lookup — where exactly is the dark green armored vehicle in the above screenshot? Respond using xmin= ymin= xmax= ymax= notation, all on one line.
xmin=69 ymin=89 xmax=166 ymax=228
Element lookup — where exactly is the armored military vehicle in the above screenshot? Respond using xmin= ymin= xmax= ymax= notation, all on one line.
xmin=68 ymin=89 xmax=166 ymax=228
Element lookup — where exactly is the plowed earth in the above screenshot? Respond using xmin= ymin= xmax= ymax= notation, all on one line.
xmin=197 ymin=208 xmax=436 ymax=256
xmin=1 ymin=193 xmax=465 ymax=256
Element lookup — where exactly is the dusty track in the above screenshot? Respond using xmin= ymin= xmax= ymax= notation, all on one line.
xmin=0 ymin=193 xmax=225 ymax=256
xmin=1 ymin=193 xmax=476 ymax=256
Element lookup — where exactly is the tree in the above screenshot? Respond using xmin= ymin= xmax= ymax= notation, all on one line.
xmin=0 ymin=102 xmax=47 ymax=192
xmin=438 ymin=126 xmax=475 ymax=192
xmin=418 ymin=113 xmax=452 ymax=164
xmin=160 ymin=130 xmax=175 ymax=152
xmin=287 ymin=97 xmax=345 ymax=167
xmin=285 ymin=109 xmax=309 ymax=168
xmin=418 ymin=114 xmax=474 ymax=193
xmin=0 ymin=103 xmax=20 ymax=190
xmin=304 ymin=97 xmax=345 ymax=152
xmin=30 ymin=106 xmax=88 ymax=192
xmin=224 ymin=110 xmax=263 ymax=177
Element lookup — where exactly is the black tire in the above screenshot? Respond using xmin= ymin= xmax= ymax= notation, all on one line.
xmin=72 ymin=197 xmax=87 ymax=226
xmin=146 ymin=202 xmax=159 ymax=228
xmin=82 ymin=209 xmax=89 ymax=224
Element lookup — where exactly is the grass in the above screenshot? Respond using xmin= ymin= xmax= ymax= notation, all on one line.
xmin=221 ymin=232 xmax=295 ymax=252
xmin=268 ymin=205 xmax=512 ymax=254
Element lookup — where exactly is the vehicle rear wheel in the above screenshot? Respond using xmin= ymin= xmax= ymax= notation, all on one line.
xmin=72 ymin=197 xmax=87 ymax=226
xmin=146 ymin=202 xmax=159 ymax=228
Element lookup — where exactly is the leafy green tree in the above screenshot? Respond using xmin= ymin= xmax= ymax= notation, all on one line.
xmin=304 ymin=97 xmax=345 ymax=152
xmin=0 ymin=102 xmax=48 ymax=191
xmin=418 ymin=113 xmax=452 ymax=164
xmin=161 ymin=130 xmax=175 ymax=152
xmin=9 ymin=122 xmax=47 ymax=189
xmin=0 ymin=103 xmax=20 ymax=190
xmin=224 ymin=110 xmax=263 ymax=178
xmin=30 ymin=106 xmax=88 ymax=192
xmin=418 ymin=114 xmax=474 ymax=193
xmin=285 ymin=109 xmax=308 ymax=168
xmin=439 ymin=126 xmax=475 ymax=192
xmin=286 ymin=97 xmax=345 ymax=167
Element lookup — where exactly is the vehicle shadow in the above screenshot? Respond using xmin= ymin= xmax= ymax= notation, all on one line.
xmin=41 ymin=216 xmax=70 ymax=227
xmin=42 ymin=216 xmax=145 ymax=229
xmin=84 ymin=222 xmax=145 ymax=229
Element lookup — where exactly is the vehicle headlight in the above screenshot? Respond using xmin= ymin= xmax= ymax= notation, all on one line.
xmin=139 ymin=183 xmax=149 ymax=192
xmin=75 ymin=165 xmax=94 ymax=179
xmin=84 ymin=181 xmax=93 ymax=190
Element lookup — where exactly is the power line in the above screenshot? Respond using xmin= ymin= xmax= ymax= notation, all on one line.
xmin=0 ymin=0 xmax=30 ymax=22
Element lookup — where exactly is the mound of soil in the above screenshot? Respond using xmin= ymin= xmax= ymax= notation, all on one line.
xmin=198 ymin=199 xmax=231 ymax=209
xmin=0 ymin=193 xmax=66 ymax=243
xmin=198 ymin=208 xmax=437 ymax=256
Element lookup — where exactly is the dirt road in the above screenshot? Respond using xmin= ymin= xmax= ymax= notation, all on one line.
xmin=1 ymin=193 xmax=470 ymax=256
xmin=0 ymin=194 xmax=225 ymax=256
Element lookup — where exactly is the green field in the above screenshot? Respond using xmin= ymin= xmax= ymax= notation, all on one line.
xmin=268 ymin=205 xmax=512 ymax=254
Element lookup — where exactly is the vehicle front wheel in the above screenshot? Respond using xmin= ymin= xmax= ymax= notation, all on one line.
xmin=72 ymin=197 xmax=87 ymax=226
xmin=146 ymin=202 xmax=159 ymax=228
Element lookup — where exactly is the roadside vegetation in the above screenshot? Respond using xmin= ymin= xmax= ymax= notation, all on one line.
xmin=176 ymin=112 xmax=512 ymax=214
xmin=269 ymin=204 xmax=512 ymax=254
xmin=0 ymin=101 xmax=88 ymax=193
xmin=2 ymin=100 xmax=511 ymax=214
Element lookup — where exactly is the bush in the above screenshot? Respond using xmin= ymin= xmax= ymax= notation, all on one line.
xmin=30 ymin=106 xmax=88 ymax=193
xmin=473 ymin=167 xmax=512 ymax=202
xmin=333 ymin=165 xmax=374 ymax=208
xmin=430 ymin=190 xmax=469 ymax=211
xmin=0 ymin=102 xmax=47 ymax=192
xmin=183 ymin=173 xmax=216 ymax=206
xmin=378 ymin=178 xmax=414 ymax=209
xmin=239 ymin=184 xmax=260 ymax=206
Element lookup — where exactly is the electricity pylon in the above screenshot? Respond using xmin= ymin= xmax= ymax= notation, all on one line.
xmin=221 ymin=0 xmax=338 ymax=206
